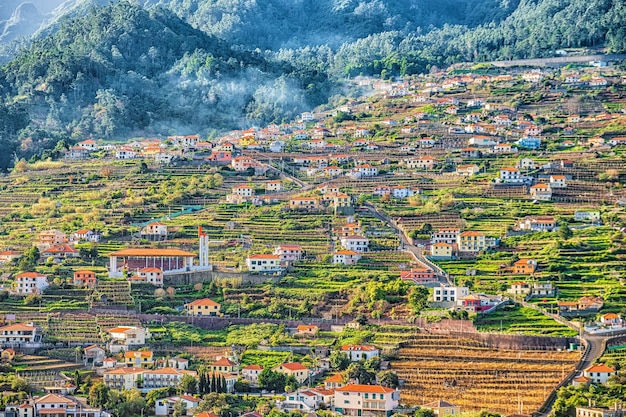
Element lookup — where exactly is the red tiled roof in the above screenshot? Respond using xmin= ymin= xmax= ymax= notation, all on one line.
xmin=335 ymin=384 xmax=395 ymax=393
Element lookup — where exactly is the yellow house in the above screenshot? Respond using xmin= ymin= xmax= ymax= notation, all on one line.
xmin=272 ymin=362 xmax=310 ymax=384
xmin=289 ymin=197 xmax=319 ymax=210
xmin=422 ymin=400 xmax=461 ymax=416
xmin=457 ymin=231 xmax=486 ymax=252
xmin=209 ymin=357 xmax=239 ymax=373
xmin=1 ymin=348 xmax=15 ymax=361
xmin=430 ymin=243 xmax=453 ymax=259
xmin=124 ymin=350 xmax=154 ymax=368
xmin=185 ymin=298 xmax=222 ymax=317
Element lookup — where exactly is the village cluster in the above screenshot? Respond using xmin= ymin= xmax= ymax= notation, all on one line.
xmin=1 ymin=61 xmax=626 ymax=417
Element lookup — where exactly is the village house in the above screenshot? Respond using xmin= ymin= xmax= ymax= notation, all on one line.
xmin=17 ymin=393 xmax=105 ymax=417
xmin=432 ymin=285 xmax=469 ymax=303
xmin=513 ymin=259 xmax=537 ymax=275
xmin=131 ymin=267 xmax=164 ymax=286
xmin=334 ymin=222 xmax=363 ymax=238
xmin=246 ymin=254 xmax=283 ymax=272
xmin=517 ymin=137 xmax=542 ymax=149
xmin=116 ymin=147 xmax=137 ymax=159
xmin=140 ymin=222 xmax=168 ymax=241
xmin=242 ymin=364 xmax=264 ymax=386
xmin=73 ymin=270 xmax=97 ymax=288
xmin=296 ymin=325 xmax=319 ymax=337
xmin=289 ymin=197 xmax=320 ymax=211
xmin=575 ymin=211 xmax=601 ymax=223
xmin=83 ymin=345 xmax=106 ymax=366
xmin=0 ymin=323 xmax=42 ymax=345
xmin=430 ymin=243 xmax=454 ymax=259
xmin=142 ymin=368 xmax=199 ymax=391
xmin=334 ymin=384 xmax=400 ymax=417
xmin=341 ymin=345 xmax=380 ymax=361
xmin=600 ymin=313 xmax=622 ymax=327
xmin=549 ymin=175 xmax=567 ymax=188
xmin=400 ymin=268 xmax=436 ymax=284
xmin=349 ymin=164 xmax=378 ymax=178
xmin=576 ymin=406 xmax=625 ymax=417
xmin=0 ymin=250 xmax=21 ymax=264
xmin=456 ymin=164 xmax=480 ymax=176
xmin=529 ymin=183 xmax=552 ymax=201
xmin=125 ymin=350 xmax=154 ymax=368
xmin=516 ymin=158 xmax=536 ymax=170
xmin=457 ymin=293 xmax=500 ymax=313
xmin=325 ymin=373 xmax=345 ymax=389
xmin=266 ymin=181 xmax=284 ymax=192
xmin=71 ymin=229 xmax=101 ymax=242
xmin=431 ymin=228 xmax=460 ymax=245
xmin=206 ymin=150 xmax=233 ymax=164
xmin=155 ymin=395 xmax=200 ymax=417
xmin=38 ymin=229 xmax=68 ymax=249
xmin=333 ymin=250 xmax=362 ymax=265
xmin=1 ymin=348 xmax=16 ymax=360
xmin=107 ymin=247 xmax=197 ymax=278
xmin=518 ymin=216 xmax=558 ymax=232
xmin=209 ymin=357 xmax=239 ymax=373
xmin=274 ymin=245 xmax=303 ymax=262
xmin=185 ymin=298 xmax=222 ymax=317
xmin=14 ymin=272 xmax=49 ymax=295
xmin=583 ymin=364 xmax=616 ymax=384
xmin=461 ymin=148 xmax=482 ymax=158
xmin=107 ymin=326 xmax=149 ymax=353
xmin=457 ymin=231 xmax=487 ymax=253
xmin=339 ymin=235 xmax=370 ymax=253
xmin=499 ymin=167 xmax=525 ymax=184
xmin=41 ymin=244 xmax=79 ymax=261
xmin=422 ymin=400 xmax=461 ymax=416
xmin=167 ymin=357 xmax=189 ymax=370
xmin=405 ymin=156 xmax=437 ymax=170
xmin=273 ymin=362 xmax=310 ymax=384
xmin=281 ymin=388 xmax=334 ymax=412
xmin=493 ymin=144 xmax=518 ymax=154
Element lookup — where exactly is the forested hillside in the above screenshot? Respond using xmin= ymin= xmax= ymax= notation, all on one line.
xmin=0 ymin=0 xmax=625 ymax=171
xmin=0 ymin=1 xmax=333 ymax=159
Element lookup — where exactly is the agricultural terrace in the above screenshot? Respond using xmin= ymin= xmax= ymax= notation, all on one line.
xmin=392 ymin=333 xmax=581 ymax=415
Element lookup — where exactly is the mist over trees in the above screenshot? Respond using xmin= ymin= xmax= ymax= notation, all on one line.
xmin=0 ymin=0 xmax=625 ymax=170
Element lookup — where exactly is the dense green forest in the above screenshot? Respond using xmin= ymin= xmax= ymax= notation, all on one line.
xmin=0 ymin=0 xmax=625 ymax=170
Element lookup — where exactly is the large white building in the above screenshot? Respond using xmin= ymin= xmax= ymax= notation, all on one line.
xmin=14 ymin=272 xmax=49 ymax=295
xmin=335 ymin=384 xmax=400 ymax=417
xmin=432 ymin=285 xmax=470 ymax=303
xmin=0 ymin=323 xmax=42 ymax=346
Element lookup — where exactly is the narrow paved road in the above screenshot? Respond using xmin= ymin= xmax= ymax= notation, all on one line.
xmin=363 ymin=202 xmax=451 ymax=285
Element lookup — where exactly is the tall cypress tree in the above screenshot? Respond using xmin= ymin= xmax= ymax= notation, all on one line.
xmin=210 ymin=373 xmax=216 ymax=393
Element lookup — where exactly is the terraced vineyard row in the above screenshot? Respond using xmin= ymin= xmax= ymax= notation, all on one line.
xmin=392 ymin=335 xmax=580 ymax=415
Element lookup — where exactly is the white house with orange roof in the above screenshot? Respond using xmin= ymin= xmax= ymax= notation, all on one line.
xmin=246 ymin=254 xmax=283 ymax=272
xmin=273 ymin=363 xmax=310 ymax=384
xmin=242 ymin=364 xmax=264 ymax=386
xmin=499 ymin=167 xmax=524 ymax=184
xmin=349 ymin=164 xmax=378 ymax=178
xmin=155 ymin=394 xmax=200 ymax=416
xmin=340 ymin=235 xmax=369 ymax=253
xmin=583 ymin=364 xmax=616 ymax=384
xmin=333 ymin=250 xmax=362 ymax=265
xmin=0 ymin=250 xmax=21 ymax=264
xmin=529 ymin=183 xmax=552 ymax=201
xmin=14 ymin=272 xmax=49 ymax=295
xmin=405 ymin=156 xmax=437 ymax=170
xmin=107 ymin=247 xmax=197 ymax=278
xmin=0 ymin=323 xmax=41 ymax=345
xmin=73 ymin=270 xmax=97 ymax=288
xmin=83 ymin=344 xmax=106 ymax=365
xmin=266 ymin=180 xmax=283 ymax=192
xmin=71 ymin=229 xmax=101 ymax=242
xmin=107 ymin=326 xmax=149 ymax=352
xmin=600 ymin=313 xmax=622 ymax=326
xmin=324 ymin=373 xmax=345 ymax=389
xmin=334 ymin=384 xmax=400 ymax=417
xmin=289 ymin=197 xmax=320 ymax=211
xmin=78 ymin=139 xmax=99 ymax=151
xmin=185 ymin=298 xmax=221 ymax=317
xmin=140 ymin=222 xmax=168 ymax=241
xmin=518 ymin=216 xmax=558 ymax=232
xmin=143 ymin=368 xmax=198 ymax=391
xmin=431 ymin=228 xmax=460 ymax=245
xmin=341 ymin=345 xmax=379 ymax=361
xmin=274 ymin=245 xmax=303 ymax=262
xmin=32 ymin=393 xmax=104 ymax=417
xmin=456 ymin=164 xmax=480 ymax=177
xmin=280 ymin=387 xmax=335 ymax=412
xmin=131 ymin=267 xmax=164 ymax=286
xmin=42 ymin=244 xmax=79 ymax=261
xmin=550 ymin=175 xmax=567 ymax=188
xmin=296 ymin=325 xmax=319 ymax=336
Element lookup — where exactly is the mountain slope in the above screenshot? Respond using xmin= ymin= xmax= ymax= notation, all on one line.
xmin=0 ymin=1 xmax=332 ymax=145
